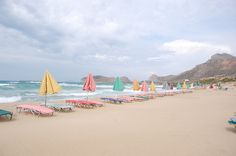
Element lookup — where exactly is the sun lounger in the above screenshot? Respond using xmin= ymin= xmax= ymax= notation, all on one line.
xmin=46 ymin=104 xmax=74 ymax=111
xmin=116 ymin=96 xmax=134 ymax=102
xmin=228 ymin=117 xmax=236 ymax=128
xmin=100 ymin=97 xmax=124 ymax=104
xmin=131 ymin=95 xmax=149 ymax=100
xmin=66 ymin=100 xmax=103 ymax=108
xmin=0 ymin=109 xmax=13 ymax=120
xmin=16 ymin=104 xmax=54 ymax=116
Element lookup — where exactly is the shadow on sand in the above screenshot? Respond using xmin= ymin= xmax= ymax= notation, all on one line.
xmin=225 ymin=127 xmax=236 ymax=133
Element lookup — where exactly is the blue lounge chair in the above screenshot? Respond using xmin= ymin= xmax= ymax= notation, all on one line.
xmin=0 ymin=109 xmax=13 ymax=120
xmin=228 ymin=117 xmax=236 ymax=128
xmin=100 ymin=97 xmax=124 ymax=104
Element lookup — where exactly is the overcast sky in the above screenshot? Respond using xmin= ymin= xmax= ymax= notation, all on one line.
xmin=0 ymin=0 xmax=235 ymax=81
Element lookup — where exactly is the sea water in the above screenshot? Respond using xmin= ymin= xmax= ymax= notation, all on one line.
xmin=0 ymin=81 xmax=146 ymax=103
xmin=0 ymin=80 xmax=169 ymax=104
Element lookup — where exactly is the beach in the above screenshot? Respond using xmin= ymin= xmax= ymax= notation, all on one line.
xmin=0 ymin=89 xmax=236 ymax=156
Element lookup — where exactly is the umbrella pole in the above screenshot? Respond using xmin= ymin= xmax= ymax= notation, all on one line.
xmin=45 ymin=94 xmax=47 ymax=106
xmin=87 ymin=91 xmax=88 ymax=100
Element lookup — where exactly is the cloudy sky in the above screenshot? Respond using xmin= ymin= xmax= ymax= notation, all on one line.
xmin=0 ymin=0 xmax=235 ymax=81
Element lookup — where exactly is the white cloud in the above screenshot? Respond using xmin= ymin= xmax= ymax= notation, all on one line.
xmin=0 ymin=0 xmax=235 ymax=80
xmin=147 ymin=54 xmax=173 ymax=61
xmin=84 ymin=53 xmax=130 ymax=62
xmin=161 ymin=40 xmax=232 ymax=55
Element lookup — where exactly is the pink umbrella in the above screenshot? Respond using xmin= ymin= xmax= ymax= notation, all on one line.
xmin=141 ymin=81 xmax=148 ymax=92
xmin=83 ymin=74 xmax=96 ymax=99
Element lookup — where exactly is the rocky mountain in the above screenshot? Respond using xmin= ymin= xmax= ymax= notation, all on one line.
xmin=148 ymin=74 xmax=175 ymax=82
xmin=149 ymin=53 xmax=236 ymax=82
xmin=81 ymin=75 xmax=132 ymax=83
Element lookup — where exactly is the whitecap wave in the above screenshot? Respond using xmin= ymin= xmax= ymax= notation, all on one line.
xmin=57 ymin=92 xmax=98 ymax=97
xmin=9 ymin=81 xmax=19 ymax=84
xmin=0 ymin=96 xmax=22 ymax=103
xmin=59 ymin=83 xmax=82 ymax=87
xmin=96 ymin=85 xmax=113 ymax=88
xmin=0 ymin=83 xmax=10 ymax=86
xmin=29 ymin=81 xmax=40 ymax=84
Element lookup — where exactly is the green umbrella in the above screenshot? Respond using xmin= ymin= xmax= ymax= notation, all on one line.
xmin=177 ymin=82 xmax=182 ymax=90
xmin=113 ymin=77 xmax=124 ymax=91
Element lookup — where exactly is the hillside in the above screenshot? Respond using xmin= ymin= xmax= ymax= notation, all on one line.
xmin=81 ymin=75 xmax=132 ymax=83
xmin=149 ymin=53 xmax=236 ymax=82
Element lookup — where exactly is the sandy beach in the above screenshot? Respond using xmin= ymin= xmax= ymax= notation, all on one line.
xmin=1 ymin=89 xmax=236 ymax=156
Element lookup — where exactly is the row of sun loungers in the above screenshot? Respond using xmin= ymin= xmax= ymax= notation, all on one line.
xmin=0 ymin=99 xmax=105 ymax=119
xmin=100 ymin=91 xmax=192 ymax=104
xmin=0 ymin=90 xmax=194 ymax=120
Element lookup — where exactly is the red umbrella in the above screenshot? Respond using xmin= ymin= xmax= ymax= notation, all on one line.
xmin=83 ymin=73 xmax=96 ymax=92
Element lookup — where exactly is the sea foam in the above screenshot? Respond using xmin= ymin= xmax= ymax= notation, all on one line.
xmin=0 ymin=96 xmax=22 ymax=103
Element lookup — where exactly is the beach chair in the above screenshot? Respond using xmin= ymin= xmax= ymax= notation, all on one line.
xmin=228 ymin=117 xmax=236 ymax=128
xmin=16 ymin=104 xmax=54 ymax=116
xmin=0 ymin=109 xmax=13 ymax=120
xmin=46 ymin=104 xmax=74 ymax=112
xmin=100 ymin=97 xmax=124 ymax=104
xmin=66 ymin=100 xmax=103 ymax=108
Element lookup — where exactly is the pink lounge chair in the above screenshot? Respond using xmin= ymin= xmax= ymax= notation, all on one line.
xmin=16 ymin=104 xmax=54 ymax=116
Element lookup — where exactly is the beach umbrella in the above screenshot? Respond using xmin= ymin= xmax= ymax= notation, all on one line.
xmin=187 ymin=83 xmax=190 ymax=89
xmin=83 ymin=73 xmax=96 ymax=99
xmin=162 ymin=82 xmax=169 ymax=90
xmin=133 ymin=80 xmax=140 ymax=91
xmin=141 ymin=81 xmax=148 ymax=92
xmin=113 ymin=77 xmax=124 ymax=91
xmin=39 ymin=71 xmax=61 ymax=106
xmin=182 ymin=81 xmax=187 ymax=89
xmin=150 ymin=81 xmax=156 ymax=92
xmin=177 ymin=82 xmax=182 ymax=90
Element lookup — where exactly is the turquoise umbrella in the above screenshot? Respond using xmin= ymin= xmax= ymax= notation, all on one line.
xmin=177 ymin=82 xmax=182 ymax=90
xmin=113 ymin=77 xmax=124 ymax=91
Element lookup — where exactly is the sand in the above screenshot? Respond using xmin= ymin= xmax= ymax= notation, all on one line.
xmin=1 ymin=89 xmax=236 ymax=156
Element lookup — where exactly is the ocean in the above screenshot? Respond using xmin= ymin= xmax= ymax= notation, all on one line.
xmin=0 ymin=80 xmax=165 ymax=104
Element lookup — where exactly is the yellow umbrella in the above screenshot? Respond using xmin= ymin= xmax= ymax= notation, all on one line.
xmin=150 ymin=81 xmax=156 ymax=92
xmin=182 ymin=81 xmax=187 ymax=89
xmin=133 ymin=80 xmax=140 ymax=91
xmin=39 ymin=71 xmax=61 ymax=105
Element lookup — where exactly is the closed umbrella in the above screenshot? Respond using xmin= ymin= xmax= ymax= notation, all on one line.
xmin=133 ymin=80 xmax=140 ymax=91
xmin=141 ymin=81 xmax=148 ymax=92
xmin=177 ymin=82 xmax=182 ymax=90
xmin=39 ymin=71 xmax=61 ymax=106
xmin=162 ymin=82 xmax=169 ymax=90
xmin=182 ymin=81 xmax=187 ymax=89
xmin=113 ymin=77 xmax=124 ymax=91
xmin=150 ymin=81 xmax=156 ymax=92
xmin=83 ymin=73 xmax=96 ymax=99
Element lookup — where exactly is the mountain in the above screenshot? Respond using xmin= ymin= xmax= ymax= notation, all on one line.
xmin=81 ymin=75 xmax=132 ymax=83
xmin=149 ymin=53 xmax=236 ymax=82
xmin=148 ymin=74 xmax=175 ymax=82
xmin=174 ymin=53 xmax=236 ymax=81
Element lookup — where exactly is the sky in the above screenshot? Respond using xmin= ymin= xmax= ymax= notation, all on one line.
xmin=0 ymin=0 xmax=235 ymax=81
